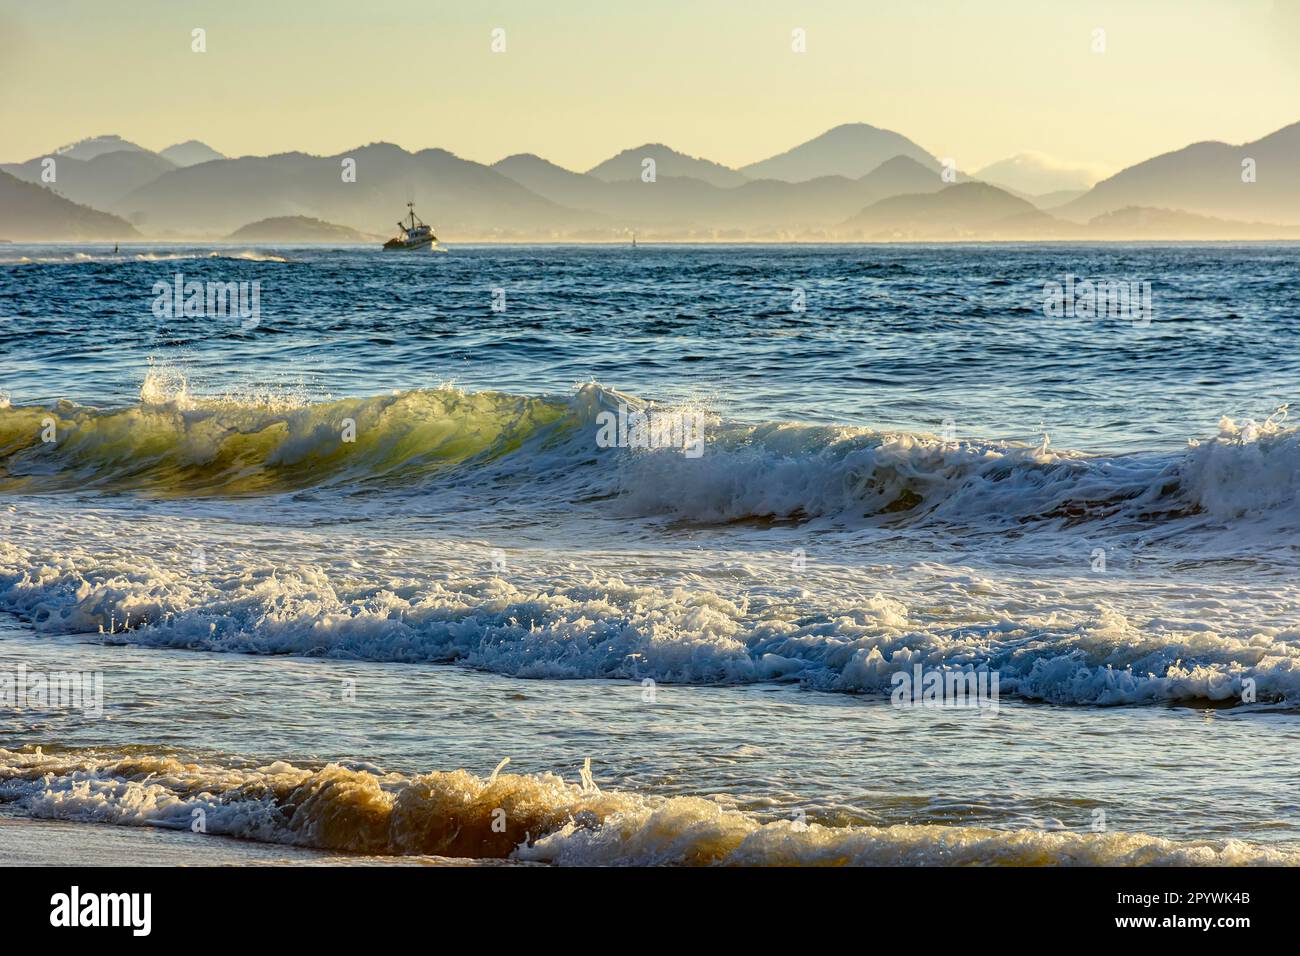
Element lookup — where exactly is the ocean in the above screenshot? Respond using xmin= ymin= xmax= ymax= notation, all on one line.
xmin=1 ymin=242 xmax=1298 ymax=865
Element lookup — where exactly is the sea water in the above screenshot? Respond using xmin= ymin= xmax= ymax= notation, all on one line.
xmin=0 ymin=242 xmax=1298 ymax=864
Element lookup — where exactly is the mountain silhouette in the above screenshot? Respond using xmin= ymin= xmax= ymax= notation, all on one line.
xmin=0 ymin=170 xmax=139 ymax=240
xmin=160 ymin=140 xmax=226 ymax=167
xmin=741 ymin=123 xmax=937 ymax=182
xmin=1 ymin=150 xmax=176 ymax=214
xmin=115 ymin=143 xmax=578 ymax=237
xmin=974 ymin=153 xmax=1099 ymax=195
xmin=4 ymin=120 xmax=1298 ymax=240
xmin=1058 ymin=121 xmax=1300 ymax=224
xmin=842 ymin=182 xmax=1056 ymax=239
xmin=226 ymin=215 xmax=374 ymax=242
xmin=585 ymin=143 xmax=747 ymax=187
xmin=46 ymin=135 xmax=148 ymax=161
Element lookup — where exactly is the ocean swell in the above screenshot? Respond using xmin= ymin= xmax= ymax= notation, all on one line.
xmin=1 ymin=381 xmax=1296 ymax=535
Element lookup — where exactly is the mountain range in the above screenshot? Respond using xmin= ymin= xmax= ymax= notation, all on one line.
xmin=739 ymin=123 xmax=938 ymax=181
xmin=1055 ymin=123 xmax=1300 ymax=225
xmin=0 ymin=170 xmax=138 ymax=240
xmin=2 ymin=121 xmax=1298 ymax=241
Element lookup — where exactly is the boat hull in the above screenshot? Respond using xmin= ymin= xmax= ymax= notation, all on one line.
xmin=382 ymin=236 xmax=436 ymax=252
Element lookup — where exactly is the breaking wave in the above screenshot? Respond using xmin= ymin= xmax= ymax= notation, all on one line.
xmin=0 ymin=377 xmax=570 ymax=495
xmin=2 ymin=540 xmax=1297 ymax=704
xmin=2 ymin=379 xmax=1298 ymax=532
xmin=0 ymin=748 xmax=1291 ymax=865
xmin=4 ymin=380 xmax=1299 ymax=705
xmin=0 ymin=250 xmax=291 ymax=265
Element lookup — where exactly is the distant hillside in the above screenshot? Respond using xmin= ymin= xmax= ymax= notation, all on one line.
xmin=2 ymin=150 xmax=176 ymax=212
xmin=858 ymin=155 xmax=946 ymax=198
xmin=488 ymin=152 xmax=949 ymax=233
xmin=742 ymin=123 xmax=937 ymax=182
xmin=975 ymin=153 xmax=1099 ymax=195
xmin=492 ymin=154 xmax=609 ymax=212
xmin=0 ymin=170 xmax=140 ymax=240
xmin=226 ymin=216 xmax=373 ymax=242
xmin=49 ymin=135 xmax=148 ymax=161
xmin=711 ymin=156 xmax=947 ymax=230
xmin=1058 ymin=121 xmax=1300 ymax=224
xmin=160 ymin=141 xmax=225 ymax=167
xmin=585 ymin=144 xmax=748 ymax=187
xmin=114 ymin=142 xmax=585 ymax=237
xmin=1031 ymin=189 xmax=1089 ymax=210
xmin=842 ymin=182 xmax=1059 ymax=239
xmin=1087 ymin=206 xmax=1300 ymax=240
xmin=12 ymin=121 xmax=1300 ymax=240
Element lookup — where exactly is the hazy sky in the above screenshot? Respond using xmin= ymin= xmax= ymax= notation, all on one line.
xmin=3 ymin=0 xmax=1297 ymax=175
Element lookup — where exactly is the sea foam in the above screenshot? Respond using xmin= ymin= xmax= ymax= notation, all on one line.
xmin=2 ymin=528 xmax=1297 ymax=706
xmin=0 ymin=748 xmax=1291 ymax=865
xmin=1 ymin=383 xmax=1296 ymax=537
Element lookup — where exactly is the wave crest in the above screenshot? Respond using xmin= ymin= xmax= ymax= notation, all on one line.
xmin=0 ymin=381 xmax=569 ymax=495
xmin=3 ymin=382 xmax=1296 ymax=535
xmin=1 ymin=748 xmax=1290 ymax=865
xmin=2 ymin=536 xmax=1297 ymax=704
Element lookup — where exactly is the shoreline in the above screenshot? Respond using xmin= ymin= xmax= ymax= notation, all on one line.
xmin=0 ymin=807 xmax=496 ymax=866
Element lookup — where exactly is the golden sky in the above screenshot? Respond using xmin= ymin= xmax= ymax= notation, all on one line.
xmin=2 ymin=0 xmax=1297 ymax=176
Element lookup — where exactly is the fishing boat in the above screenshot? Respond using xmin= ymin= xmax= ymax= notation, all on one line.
xmin=383 ymin=202 xmax=437 ymax=251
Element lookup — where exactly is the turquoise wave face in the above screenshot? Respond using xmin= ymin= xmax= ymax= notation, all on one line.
xmin=0 ymin=385 xmax=574 ymax=495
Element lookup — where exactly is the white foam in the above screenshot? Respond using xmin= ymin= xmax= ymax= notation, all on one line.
xmin=6 ymin=382 xmax=1300 ymax=542
xmin=3 ymin=384 xmax=1300 ymax=705
xmin=0 ymin=250 xmax=290 ymax=265
xmin=2 ymin=519 xmax=1298 ymax=706
xmin=606 ymin=399 xmax=1300 ymax=535
xmin=1 ymin=748 xmax=1291 ymax=865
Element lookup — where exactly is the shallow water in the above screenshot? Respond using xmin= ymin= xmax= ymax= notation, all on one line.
xmin=1 ymin=243 xmax=1298 ymax=864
